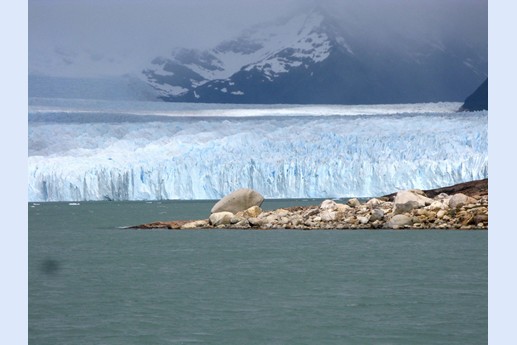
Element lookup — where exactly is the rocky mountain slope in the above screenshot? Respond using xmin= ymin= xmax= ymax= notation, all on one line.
xmin=143 ymin=8 xmax=487 ymax=104
xmin=460 ymin=78 xmax=488 ymax=111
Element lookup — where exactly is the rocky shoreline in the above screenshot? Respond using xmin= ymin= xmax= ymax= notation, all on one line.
xmin=131 ymin=179 xmax=488 ymax=231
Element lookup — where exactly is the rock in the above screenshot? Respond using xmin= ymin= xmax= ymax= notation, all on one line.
xmin=181 ymin=220 xmax=209 ymax=229
xmin=394 ymin=190 xmax=433 ymax=207
xmin=266 ymin=214 xmax=279 ymax=223
xmin=241 ymin=205 xmax=263 ymax=218
xmin=231 ymin=219 xmax=250 ymax=228
xmin=436 ymin=209 xmax=447 ymax=219
xmin=209 ymin=211 xmax=234 ymax=226
xmin=393 ymin=190 xmax=433 ymax=214
xmin=303 ymin=208 xmax=320 ymax=218
xmin=428 ymin=200 xmax=446 ymax=211
xmin=275 ymin=209 xmax=290 ymax=217
xmin=449 ymin=193 xmax=477 ymax=209
xmin=320 ymin=199 xmax=337 ymax=210
xmin=365 ymin=198 xmax=383 ymax=208
xmin=435 ymin=193 xmax=449 ymax=200
xmin=347 ymin=198 xmax=361 ymax=207
xmin=357 ymin=216 xmax=369 ymax=224
xmin=211 ymin=188 xmax=264 ymax=214
xmin=460 ymin=78 xmax=488 ymax=111
xmin=386 ymin=214 xmax=413 ymax=228
xmin=230 ymin=216 xmax=246 ymax=224
xmin=393 ymin=200 xmax=420 ymax=215
xmin=248 ymin=217 xmax=263 ymax=227
xmin=369 ymin=208 xmax=385 ymax=222
xmin=473 ymin=214 xmax=488 ymax=224
xmin=320 ymin=210 xmax=337 ymax=222
xmin=290 ymin=216 xmax=303 ymax=226
xmin=335 ymin=203 xmax=351 ymax=212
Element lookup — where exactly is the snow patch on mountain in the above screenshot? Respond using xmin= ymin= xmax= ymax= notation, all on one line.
xmin=143 ymin=9 xmax=352 ymax=97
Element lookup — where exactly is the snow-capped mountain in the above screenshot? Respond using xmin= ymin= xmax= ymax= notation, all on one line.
xmin=143 ymin=8 xmax=487 ymax=104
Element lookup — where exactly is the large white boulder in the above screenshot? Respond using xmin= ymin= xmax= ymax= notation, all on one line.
xmin=211 ymin=188 xmax=264 ymax=214
xmin=209 ymin=212 xmax=234 ymax=226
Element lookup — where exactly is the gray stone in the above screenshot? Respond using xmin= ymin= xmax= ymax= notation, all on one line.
xmin=393 ymin=200 xmax=420 ymax=215
xmin=211 ymin=188 xmax=264 ymax=214
xmin=449 ymin=193 xmax=476 ymax=209
xmin=393 ymin=190 xmax=433 ymax=214
xmin=369 ymin=208 xmax=385 ymax=222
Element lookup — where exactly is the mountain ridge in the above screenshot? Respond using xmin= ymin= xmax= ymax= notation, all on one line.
xmin=143 ymin=8 xmax=486 ymax=105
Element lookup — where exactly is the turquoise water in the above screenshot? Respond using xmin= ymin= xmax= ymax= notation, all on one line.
xmin=29 ymin=201 xmax=487 ymax=344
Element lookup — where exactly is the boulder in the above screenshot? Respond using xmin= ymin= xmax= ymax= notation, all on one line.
xmin=347 ymin=198 xmax=361 ymax=207
xmin=209 ymin=212 xmax=234 ymax=226
xmin=320 ymin=199 xmax=337 ymax=210
xmin=393 ymin=201 xmax=420 ymax=215
xmin=248 ymin=217 xmax=263 ymax=227
xmin=428 ymin=200 xmax=447 ymax=211
xmin=211 ymin=188 xmax=264 ymax=214
xmin=449 ymin=193 xmax=477 ymax=209
xmin=393 ymin=190 xmax=433 ymax=214
xmin=237 ymin=205 xmax=263 ymax=218
xmin=436 ymin=209 xmax=447 ymax=219
xmin=386 ymin=214 xmax=413 ymax=228
xmin=369 ymin=208 xmax=385 ymax=222
xmin=394 ymin=190 xmax=433 ymax=207
xmin=365 ymin=198 xmax=383 ymax=209
xmin=335 ymin=203 xmax=351 ymax=212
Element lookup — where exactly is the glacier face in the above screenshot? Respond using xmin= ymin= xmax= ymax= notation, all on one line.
xmin=28 ymin=100 xmax=488 ymax=201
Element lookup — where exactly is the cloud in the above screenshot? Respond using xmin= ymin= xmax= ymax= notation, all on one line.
xmin=29 ymin=0 xmax=487 ymax=76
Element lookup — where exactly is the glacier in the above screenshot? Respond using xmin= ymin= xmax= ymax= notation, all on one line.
xmin=28 ymin=99 xmax=488 ymax=201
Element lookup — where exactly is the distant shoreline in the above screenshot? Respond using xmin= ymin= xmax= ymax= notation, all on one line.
xmin=131 ymin=179 xmax=488 ymax=231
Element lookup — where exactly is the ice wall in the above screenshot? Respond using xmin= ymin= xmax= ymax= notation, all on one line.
xmin=28 ymin=110 xmax=488 ymax=201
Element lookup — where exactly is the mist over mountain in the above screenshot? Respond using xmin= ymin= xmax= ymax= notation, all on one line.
xmin=143 ymin=8 xmax=486 ymax=104
xmin=29 ymin=1 xmax=487 ymax=104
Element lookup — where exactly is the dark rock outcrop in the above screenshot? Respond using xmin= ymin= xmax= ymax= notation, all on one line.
xmin=459 ymin=78 xmax=488 ymax=111
xmin=383 ymin=178 xmax=488 ymax=201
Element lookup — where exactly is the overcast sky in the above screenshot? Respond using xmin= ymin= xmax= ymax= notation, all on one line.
xmin=29 ymin=0 xmax=487 ymax=76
